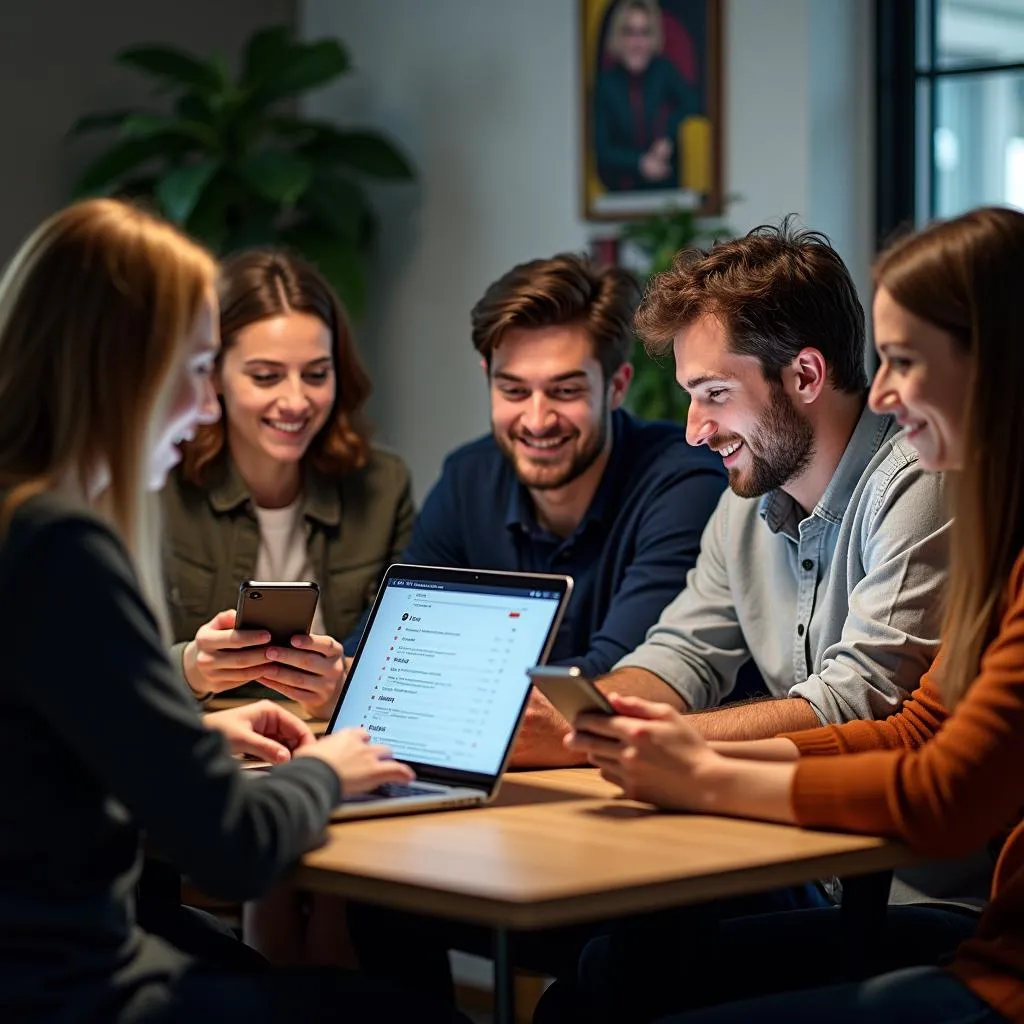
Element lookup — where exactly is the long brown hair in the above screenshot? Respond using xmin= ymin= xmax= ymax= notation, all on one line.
xmin=0 ymin=199 xmax=216 ymax=620
xmin=874 ymin=206 xmax=1024 ymax=706
xmin=181 ymin=249 xmax=371 ymax=484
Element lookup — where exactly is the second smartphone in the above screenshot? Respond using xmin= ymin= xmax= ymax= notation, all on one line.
xmin=235 ymin=580 xmax=320 ymax=646
xmin=527 ymin=664 xmax=615 ymax=724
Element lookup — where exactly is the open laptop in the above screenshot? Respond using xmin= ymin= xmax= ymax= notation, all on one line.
xmin=323 ymin=564 xmax=573 ymax=820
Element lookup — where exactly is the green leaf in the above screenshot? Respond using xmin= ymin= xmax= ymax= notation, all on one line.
xmin=297 ymin=171 xmax=369 ymax=243
xmin=282 ymin=221 xmax=366 ymax=317
xmin=223 ymin=201 xmax=280 ymax=252
xmin=251 ymin=39 xmax=350 ymax=105
xmin=243 ymin=25 xmax=295 ymax=89
xmin=117 ymin=44 xmax=225 ymax=94
xmin=67 ymin=109 xmax=139 ymax=136
xmin=238 ymin=151 xmax=311 ymax=204
xmin=625 ymin=341 xmax=689 ymax=423
xmin=72 ymin=135 xmax=190 ymax=197
xmin=156 ymin=160 xmax=220 ymax=224
xmin=175 ymin=92 xmax=216 ymax=126
xmin=184 ymin=171 xmax=234 ymax=251
xmin=267 ymin=114 xmax=324 ymax=139
xmin=302 ymin=128 xmax=414 ymax=180
xmin=120 ymin=113 xmax=219 ymax=152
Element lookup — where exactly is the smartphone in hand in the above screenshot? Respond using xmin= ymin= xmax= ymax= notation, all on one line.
xmin=527 ymin=665 xmax=614 ymax=725
xmin=235 ymin=581 xmax=320 ymax=647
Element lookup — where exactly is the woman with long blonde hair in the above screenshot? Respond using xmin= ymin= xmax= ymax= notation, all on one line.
xmin=0 ymin=198 xmax=460 ymax=1023
xmin=567 ymin=206 xmax=1024 ymax=1023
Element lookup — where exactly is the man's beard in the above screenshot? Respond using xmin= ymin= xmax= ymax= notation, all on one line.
xmin=722 ymin=383 xmax=815 ymax=499
xmin=496 ymin=397 xmax=610 ymax=492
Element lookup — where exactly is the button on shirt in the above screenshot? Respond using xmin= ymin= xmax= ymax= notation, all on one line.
xmin=616 ymin=406 xmax=951 ymax=724
xmin=346 ymin=410 xmax=727 ymax=677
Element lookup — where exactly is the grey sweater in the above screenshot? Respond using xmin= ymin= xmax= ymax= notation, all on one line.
xmin=0 ymin=494 xmax=340 ymax=1022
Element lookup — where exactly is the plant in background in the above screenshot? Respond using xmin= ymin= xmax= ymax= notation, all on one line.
xmin=620 ymin=205 xmax=731 ymax=423
xmin=68 ymin=25 xmax=415 ymax=317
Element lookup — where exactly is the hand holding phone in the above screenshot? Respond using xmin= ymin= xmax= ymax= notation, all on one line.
xmin=527 ymin=665 xmax=614 ymax=726
xmin=234 ymin=581 xmax=346 ymax=718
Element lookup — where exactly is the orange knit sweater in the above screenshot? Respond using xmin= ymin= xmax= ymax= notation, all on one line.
xmin=786 ymin=549 xmax=1024 ymax=1022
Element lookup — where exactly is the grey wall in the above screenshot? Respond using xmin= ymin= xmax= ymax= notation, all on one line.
xmin=0 ymin=0 xmax=294 ymax=258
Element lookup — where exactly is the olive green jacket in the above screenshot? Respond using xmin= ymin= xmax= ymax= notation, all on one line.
xmin=162 ymin=447 xmax=415 ymax=688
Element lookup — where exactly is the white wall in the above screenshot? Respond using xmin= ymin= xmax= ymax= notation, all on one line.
xmin=300 ymin=0 xmax=874 ymax=502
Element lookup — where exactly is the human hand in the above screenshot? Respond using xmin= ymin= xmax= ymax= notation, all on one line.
xmin=639 ymin=141 xmax=671 ymax=182
xmin=565 ymin=693 xmax=718 ymax=810
xmin=256 ymin=633 xmax=347 ymax=720
xmin=205 ymin=699 xmax=317 ymax=764
xmin=296 ymin=728 xmax=415 ymax=798
xmin=183 ymin=609 xmax=271 ymax=698
xmin=509 ymin=688 xmax=587 ymax=768
xmin=650 ymin=136 xmax=672 ymax=160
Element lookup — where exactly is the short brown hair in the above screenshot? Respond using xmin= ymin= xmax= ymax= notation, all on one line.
xmin=635 ymin=219 xmax=868 ymax=394
xmin=471 ymin=253 xmax=641 ymax=378
xmin=182 ymin=248 xmax=372 ymax=484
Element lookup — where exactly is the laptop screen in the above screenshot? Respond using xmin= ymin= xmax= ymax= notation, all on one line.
xmin=329 ymin=567 xmax=570 ymax=777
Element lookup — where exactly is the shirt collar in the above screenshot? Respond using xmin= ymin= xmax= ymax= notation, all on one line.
xmin=759 ymin=403 xmax=896 ymax=533
xmin=207 ymin=454 xmax=341 ymax=526
xmin=504 ymin=409 xmax=630 ymax=536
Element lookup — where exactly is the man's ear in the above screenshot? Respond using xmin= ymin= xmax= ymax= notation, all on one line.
xmin=480 ymin=357 xmax=489 ymax=380
xmin=608 ymin=362 xmax=634 ymax=409
xmin=786 ymin=348 xmax=827 ymax=405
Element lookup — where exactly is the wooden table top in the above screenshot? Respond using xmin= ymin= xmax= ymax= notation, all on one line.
xmin=291 ymin=768 xmax=917 ymax=930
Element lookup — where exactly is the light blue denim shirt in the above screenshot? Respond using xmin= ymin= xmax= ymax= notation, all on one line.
xmin=616 ymin=405 xmax=950 ymax=724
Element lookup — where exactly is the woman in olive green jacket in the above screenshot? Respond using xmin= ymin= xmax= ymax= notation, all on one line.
xmin=163 ymin=249 xmax=414 ymax=719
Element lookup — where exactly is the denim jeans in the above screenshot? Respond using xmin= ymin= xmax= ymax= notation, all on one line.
xmin=656 ymin=965 xmax=1005 ymax=1023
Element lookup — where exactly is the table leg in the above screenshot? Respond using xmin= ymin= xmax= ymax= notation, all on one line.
xmin=839 ymin=869 xmax=893 ymax=979
xmin=493 ymin=927 xmax=516 ymax=1024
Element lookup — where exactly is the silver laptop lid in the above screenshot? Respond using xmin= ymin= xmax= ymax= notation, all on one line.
xmin=326 ymin=565 xmax=573 ymax=789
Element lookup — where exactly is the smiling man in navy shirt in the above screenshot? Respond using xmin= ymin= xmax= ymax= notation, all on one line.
xmin=346 ymin=252 xmax=725 ymax=766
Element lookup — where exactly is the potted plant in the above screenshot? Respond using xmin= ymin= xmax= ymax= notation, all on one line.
xmin=620 ymin=205 xmax=731 ymax=422
xmin=68 ymin=25 xmax=414 ymax=317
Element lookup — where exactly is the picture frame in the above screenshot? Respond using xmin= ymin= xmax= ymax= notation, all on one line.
xmin=580 ymin=0 xmax=724 ymax=220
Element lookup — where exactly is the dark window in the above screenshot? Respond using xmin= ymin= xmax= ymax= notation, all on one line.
xmin=876 ymin=0 xmax=1024 ymax=247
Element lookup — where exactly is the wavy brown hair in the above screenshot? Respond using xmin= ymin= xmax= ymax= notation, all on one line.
xmin=471 ymin=252 xmax=641 ymax=379
xmin=181 ymin=249 xmax=372 ymax=484
xmin=0 ymin=198 xmax=216 ymax=624
xmin=635 ymin=219 xmax=868 ymax=394
xmin=874 ymin=206 xmax=1024 ymax=707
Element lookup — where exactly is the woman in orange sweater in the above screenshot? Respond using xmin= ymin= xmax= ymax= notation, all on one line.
xmin=567 ymin=205 xmax=1024 ymax=1023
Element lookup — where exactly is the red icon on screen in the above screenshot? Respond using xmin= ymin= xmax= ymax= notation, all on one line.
xmin=508 ymin=611 xmax=521 ymax=618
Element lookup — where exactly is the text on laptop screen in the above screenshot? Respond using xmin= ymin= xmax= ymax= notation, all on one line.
xmin=333 ymin=576 xmax=563 ymax=775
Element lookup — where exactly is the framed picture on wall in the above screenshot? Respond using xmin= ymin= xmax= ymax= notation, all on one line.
xmin=581 ymin=0 xmax=723 ymax=220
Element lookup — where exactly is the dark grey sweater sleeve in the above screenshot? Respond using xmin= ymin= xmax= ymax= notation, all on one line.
xmin=9 ymin=515 xmax=340 ymax=901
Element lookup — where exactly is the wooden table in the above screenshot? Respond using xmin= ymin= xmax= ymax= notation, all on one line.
xmin=292 ymin=768 xmax=918 ymax=1023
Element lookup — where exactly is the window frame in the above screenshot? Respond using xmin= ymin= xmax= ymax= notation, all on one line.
xmin=875 ymin=0 xmax=1024 ymax=246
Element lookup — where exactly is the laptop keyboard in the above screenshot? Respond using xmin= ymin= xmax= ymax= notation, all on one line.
xmin=344 ymin=782 xmax=441 ymax=803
